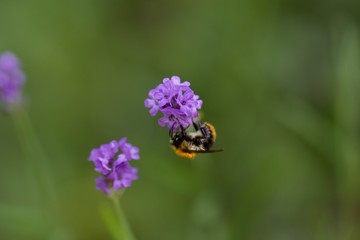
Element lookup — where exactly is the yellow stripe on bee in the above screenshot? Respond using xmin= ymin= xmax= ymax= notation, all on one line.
xmin=172 ymin=147 xmax=197 ymax=159
xmin=204 ymin=122 xmax=216 ymax=141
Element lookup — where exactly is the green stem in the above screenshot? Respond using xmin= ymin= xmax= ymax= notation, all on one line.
xmin=110 ymin=194 xmax=136 ymax=240
xmin=10 ymin=107 xmax=59 ymax=216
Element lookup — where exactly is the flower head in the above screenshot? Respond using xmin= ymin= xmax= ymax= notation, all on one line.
xmin=89 ymin=137 xmax=139 ymax=195
xmin=0 ymin=52 xmax=25 ymax=106
xmin=144 ymin=76 xmax=202 ymax=130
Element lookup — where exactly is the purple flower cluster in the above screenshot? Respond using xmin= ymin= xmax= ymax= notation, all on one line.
xmin=88 ymin=138 xmax=140 ymax=195
xmin=0 ymin=52 xmax=25 ymax=105
xmin=144 ymin=76 xmax=202 ymax=130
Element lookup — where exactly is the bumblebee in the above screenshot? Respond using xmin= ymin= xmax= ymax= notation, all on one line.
xmin=170 ymin=120 xmax=223 ymax=159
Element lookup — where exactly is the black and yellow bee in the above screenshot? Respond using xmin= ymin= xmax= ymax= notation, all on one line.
xmin=169 ymin=120 xmax=223 ymax=159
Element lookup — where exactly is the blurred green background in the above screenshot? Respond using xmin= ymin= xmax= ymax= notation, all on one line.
xmin=1 ymin=0 xmax=360 ymax=239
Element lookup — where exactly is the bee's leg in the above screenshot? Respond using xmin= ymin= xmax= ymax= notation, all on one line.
xmin=199 ymin=123 xmax=210 ymax=138
xmin=192 ymin=120 xmax=200 ymax=131
xmin=192 ymin=120 xmax=208 ymax=138
xmin=179 ymin=124 xmax=193 ymax=141
xmin=169 ymin=123 xmax=174 ymax=137
xmin=179 ymin=125 xmax=188 ymax=138
xmin=169 ymin=122 xmax=177 ymax=137
xmin=193 ymin=120 xmax=202 ymax=133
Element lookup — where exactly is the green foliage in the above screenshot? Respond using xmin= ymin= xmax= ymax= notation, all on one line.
xmin=1 ymin=0 xmax=360 ymax=239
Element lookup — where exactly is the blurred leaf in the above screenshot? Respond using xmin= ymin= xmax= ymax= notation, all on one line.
xmin=332 ymin=21 xmax=360 ymax=238
xmin=0 ymin=204 xmax=47 ymax=237
xmin=274 ymin=97 xmax=334 ymax=161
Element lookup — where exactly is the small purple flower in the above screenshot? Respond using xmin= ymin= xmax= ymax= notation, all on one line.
xmin=95 ymin=177 xmax=111 ymax=195
xmin=119 ymin=137 xmax=140 ymax=160
xmin=0 ymin=52 xmax=25 ymax=106
xmin=89 ymin=137 xmax=139 ymax=195
xmin=144 ymin=76 xmax=202 ymax=130
xmin=113 ymin=161 xmax=138 ymax=190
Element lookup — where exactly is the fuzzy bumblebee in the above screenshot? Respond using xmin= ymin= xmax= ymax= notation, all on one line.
xmin=169 ymin=121 xmax=223 ymax=159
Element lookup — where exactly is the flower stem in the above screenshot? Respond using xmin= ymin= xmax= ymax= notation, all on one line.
xmin=10 ymin=107 xmax=60 ymax=217
xmin=110 ymin=194 xmax=136 ymax=240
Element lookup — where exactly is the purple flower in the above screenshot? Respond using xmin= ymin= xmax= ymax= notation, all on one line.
xmin=89 ymin=137 xmax=139 ymax=195
xmin=95 ymin=177 xmax=111 ymax=195
xmin=0 ymin=52 xmax=25 ymax=105
xmin=119 ymin=137 xmax=140 ymax=160
xmin=113 ymin=161 xmax=138 ymax=190
xmin=144 ymin=76 xmax=202 ymax=130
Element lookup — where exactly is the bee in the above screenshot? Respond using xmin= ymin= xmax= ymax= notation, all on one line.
xmin=169 ymin=120 xmax=223 ymax=159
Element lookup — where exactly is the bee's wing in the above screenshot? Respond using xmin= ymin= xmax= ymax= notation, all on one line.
xmin=188 ymin=148 xmax=224 ymax=153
